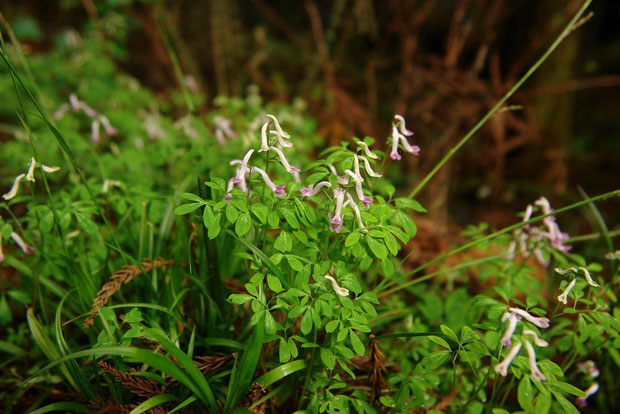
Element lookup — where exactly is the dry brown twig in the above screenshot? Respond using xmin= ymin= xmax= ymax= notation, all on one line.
xmin=84 ymin=257 xmax=173 ymax=328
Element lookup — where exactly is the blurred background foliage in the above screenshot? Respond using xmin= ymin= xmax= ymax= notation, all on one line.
xmin=1 ymin=0 xmax=618 ymax=244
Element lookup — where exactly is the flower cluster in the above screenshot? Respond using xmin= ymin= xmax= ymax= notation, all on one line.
xmin=555 ymin=267 xmax=599 ymax=304
xmin=213 ymin=116 xmax=236 ymax=145
xmin=2 ymin=157 xmax=60 ymax=201
xmin=301 ymin=114 xmax=418 ymax=233
xmin=54 ymin=93 xmax=117 ymax=142
xmin=225 ymin=115 xmax=297 ymax=200
xmin=495 ymin=307 xmax=550 ymax=382
xmin=390 ymin=114 xmax=420 ymax=160
xmin=506 ymin=197 xmax=571 ymax=266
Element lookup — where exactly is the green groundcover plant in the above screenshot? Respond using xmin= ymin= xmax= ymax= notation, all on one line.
xmin=0 ymin=1 xmax=619 ymax=413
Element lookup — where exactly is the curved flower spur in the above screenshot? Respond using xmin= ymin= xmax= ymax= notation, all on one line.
xmin=495 ymin=307 xmax=550 ymax=382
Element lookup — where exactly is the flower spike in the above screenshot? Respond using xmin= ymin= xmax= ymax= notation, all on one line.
xmin=3 ymin=173 xmax=25 ymax=200
xmin=259 ymin=122 xmax=270 ymax=152
xmin=266 ymin=114 xmax=290 ymax=139
xmin=576 ymin=383 xmax=599 ymax=409
xmin=509 ymin=307 xmax=550 ymax=328
xmin=523 ymin=330 xmax=549 ymax=347
xmin=356 ymin=141 xmax=378 ymax=159
xmin=270 ymin=146 xmax=300 ymax=174
xmin=26 ymin=158 xmax=36 ymax=182
xmin=500 ymin=312 xmax=521 ymax=348
xmin=394 ymin=114 xmax=414 ymax=136
xmin=494 ymin=342 xmax=522 ymax=377
xmin=10 ymin=232 xmax=35 ymax=255
xmin=389 ymin=126 xmax=402 ymax=160
xmin=324 ymin=275 xmax=350 ymax=296
xmin=344 ymin=192 xmax=365 ymax=229
xmin=524 ymin=340 xmax=547 ymax=381
xmin=359 ymin=156 xmax=382 ymax=178
xmin=300 ymin=181 xmax=331 ymax=198
xmin=329 ymin=188 xmax=346 ymax=233
xmin=251 ymin=167 xmax=286 ymax=197
xmin=557 ymin=278 xmax=577 ymax=304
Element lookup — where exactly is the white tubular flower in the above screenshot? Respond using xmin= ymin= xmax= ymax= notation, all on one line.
xmin=522 ymin=204 xmax=533 ymax=229
xmin=509 ymin=307 xmax=550 ymax=329
xmin=259 ymin=122 xmax=270 ymax=152
xmin=328 ymin=164 xmax=349 ymax=185
xmin=91 ymin=119 xmax=100 ymax=142
xmin=343 ymin=171 xmax=373 ymax=208
xmin=3 ymin=173 xmax=25 ymax=200
xmin=42 ymin=165 xmax=60 ymax=173
xmin=394 ymin=114 xmax=414 ymax=136
xmin=389 ymin=125 xmax=402 ymax=160
xmin=324 ymin=275 xmax=349 ymax=296
xmin=10 ymin=232 xmax=34 ymax=255
xmin=500 ymin=312 xmax=520 ymax=348
xmin=534 ymin=197 xmax=552 ymax=215
xmin=214 ymin=116 xmax=236 ymax=141
xmin=272 ymin=130 xmax=293 ymax=148
xmin=555 ymin=267 xmax=599 ymax=288
xmin=577 ymin=360 xmax=599 ymax=378
xmin=329 ymin=188 xmax=346 ymax=233
xmin=359 ymin=156 xmax=382 ymax=178
xmin=523 ymin=330 xmax=549 ymax=347
xmin=102 ymin=180 xmax=122 ymax=193
xmin=576 ymin=383 xmax=599 ymax=409
xmin=344 ymin=192 xmax=365 ymax=229
xmin=251 ymin=167 xmax=286 ymax=197
xmin=557 ymin=278 xmax=577 ymax=304
xmin=26 ymin=158 xmax=36 ymax=182
xmin=270 ymin=146 xmax=300 ymax=174
xmin=400 ymin=134 xmax=420 ymax=155
xmin=266 ymin=114 xmax=290 ymax=139
xmin=69 ymin=93 xmax=81 ymax=111
xmin=353 ymin=155 xmax=364 ymax=182
xmin=579 ymin=267 xmax=599 ymax=287
xmin=356 ymin=141 xmax=377 ymax=159
xmin=232 ymin=149 xmax=254 ymax=183
xmin=505 ymin=240 xmax=517 ymax=260
xmin=524 ymin=340 xmax=547 ymax=381
xmin=99 ymin=115 xmax=117 ymax=136
xmin=300 ymin=181 xmax=331 ymax=198
xmin=53 ymin=103 xmax=70 ymax=120
xmin=494 ymin=341 xmax=522 ymax=377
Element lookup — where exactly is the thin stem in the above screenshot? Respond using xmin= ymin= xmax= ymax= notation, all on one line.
xmin=408 ymin=0 xmax=593 ymax=199
xmin=381 ymin=189 xmax=620 ymax=292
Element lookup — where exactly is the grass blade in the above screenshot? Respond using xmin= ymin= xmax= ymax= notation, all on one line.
xmin=255 ymin=359 xmax=307 ymax=388
xmin=129 ymin=394 xmax=179 ymax=414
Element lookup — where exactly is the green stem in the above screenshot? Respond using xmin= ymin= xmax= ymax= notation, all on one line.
xmin=408 ymin=0 xmax=593 ymax=199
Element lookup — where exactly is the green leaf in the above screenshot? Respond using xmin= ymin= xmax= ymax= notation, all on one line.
xmin=225 ymin=323 xmax=264 ymax=411
xmin=428 ymin=336 xmax=451 ymax=350
xmin=175 ymin=202 xmax=202 ymax=215
xmin=267 ymin=274 xmax=283 ymax=293
xmin=130 ymin=394 xmax=179 ymax=414
xmin=551 ymin=391 xmax=580 ymax=414
xmin=395 ymin=198 xmax=427 ymax=213
xmin=250 ymin=203 xmax=268 ymax=224
xmin=440 ymin=325 xmax=459 ymax=342
xmin=235 ymin=212 xmax=252 ymax=237
xmin=325 ymin=320 xmax=339 ymax=333
xmin=264 ymin=312 xmax=277 ymax=335
xmin=350 ymin=332 xmax=365 ymax=356
xmin=535 ymin=392 xmax=551 ymax=414
xmin=278 ymin=338 xmax=291 ymax=363
xmin=320 ymin=348 xmax=336 ymax=370
xmin=279 ymin=207 xmax=299 ymax=229
xmin=518 ymin=376 xmax=534 ymax=410
xmin=229 ymin=294 xmax=254 ymax=305
xmin=366 ymin=238 xmax=387 ymax=259
xmin=226 ymin=203 xmax=239 ymax=223
xmin=300 ymin=310 xmax=313 ymax=335
xmin=28 ymin=402 xmax=88 ymax=414
xmin=421 ymin=351 xmax=452 ymax=369
xmin=274 ymin=231 xmax=293 ymax=252
xmin=39 ymin=208 xmax=54 ymax=234
xmin=254 ymin=359 xmax=306 ymax=387
xmin=345 ymin=232 xmax=360 ymax=247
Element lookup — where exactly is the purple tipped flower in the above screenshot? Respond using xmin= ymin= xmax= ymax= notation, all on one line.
xmin=329 ymin=188 xmax=346 ymax=233
xmin=500 ymin=312 xmax=521 ymax=348
xmin=300 ymin=181 xmax=331 ymax=198
xmin=251 ymin=167 xmax=286 ymax=198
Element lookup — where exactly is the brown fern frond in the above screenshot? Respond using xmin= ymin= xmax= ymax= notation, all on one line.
xmin=84 ymin=258 xmax=173 ymax=328
xmin=97 ymin=361 xmax=165 ymax=398
xmin=368 ymin=334 xmax=388 ymax=402
xmin=195 ymin=353 xmax=236 ymax=374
